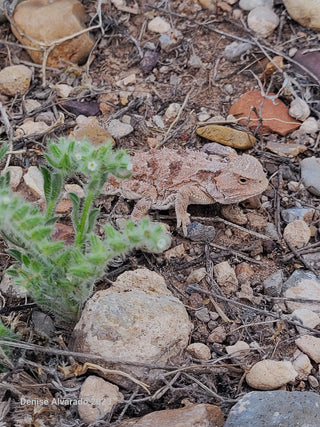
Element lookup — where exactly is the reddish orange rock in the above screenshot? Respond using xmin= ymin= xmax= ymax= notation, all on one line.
xmin=229 ymin=91 xmax=300 ymax=136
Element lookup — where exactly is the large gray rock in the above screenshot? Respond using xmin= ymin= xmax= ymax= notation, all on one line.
xmin=300 ymin=157 xmax=320 ymax=196
xmin=225 ymin=391 xmax=320 ymax=427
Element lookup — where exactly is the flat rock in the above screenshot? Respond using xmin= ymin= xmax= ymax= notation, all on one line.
xmin=196 ymin=125 xmax=256 ymax=149
xmin=266 ymin=141 xmax=307 ymax=157
xmin=69 ymin=268 xmax=193 ymax=387
xmin=295 ymin=335 xmax=320 ymax=363
xmin=74 ymin=116 xmax=115 ymax=146
xmin=0 ymin=65 xmax=32 ymax=96
xmin=284 ymin=0 xmax=320 ymax=30
xmin=239 ymin=0 xmax=273 ymax=10
xmin=223 ymin=41 xmax=253 ymax=62
xmin=289 ymin=97 xmax=310 ymax=121
xmin=300 ymin=157 xmax=320 ymax=196
xmin=107 ymin=119 xmax=133 ymax=138
xmin=226 ymin=341 xmax=250 ymax=357
xmin=15 ymin=118 xmax=49 ymax=136
xmin=225 ymin=391 xmax=320 ymax=427
xmin=263 ymin=270 xmax=283 ymax=296
xmin=284 ymin=270 xmax=320 ymax=313
xmin=23 ymin=166 xmax=44 ymax=198
xmin=246 ymin=360 xmax=297 ymax=390
xmin=283 ymin=219 xmax=311 ymax=248
xmin=229 ymin=91 xmax=300 ymax=136
xmin=117 ymin=404 xmax=225 ymax=427
xmin=292 ymin=308 xmax=320 ymax=335
xmin=148 ymin=17 xmax=171 ymax=34
xmin=11 ymin=0 xmax=94 ymax=67
xmin=7 ymin=166 xmax=23 ymax=190
xmin=247 ymin=7 xmax=279 ymax=38
xmin=78 ymin=376 xmax=123 ymax=424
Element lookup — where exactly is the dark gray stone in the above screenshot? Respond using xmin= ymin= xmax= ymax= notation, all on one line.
xmin=263 ymin=270 xmax=283 ymax=296
xmin=225 ymin=391 xmax=320 ymax=427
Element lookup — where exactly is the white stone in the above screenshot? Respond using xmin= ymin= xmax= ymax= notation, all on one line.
xmin=78 ymin=376 xmax=123 ymax=424
xmin=285 ymin=277 xmax=320 ymax=313
xmin=186 ymin=268 xmax=207 ymax=284
xmin=55 ymin=84 xmax=73 ymax=98
xmin=23 ymin=166 xmax=44 ymax=198
xmin=296 ymin=335 xmax=320 ymax=363
xmin=292 ymin=308 xmax=320 ymax=335
xmin=301 ymin=157 xmax=320 ymax=196
xmin=292 ymin=350 xmax=312 ymax=380
xmin=299 ymin=117 xmax=319 ymax=134
xmin=226 ymin=341 xmax=250 ymax=357
xmin=148 ymin=17 xmax=171 ymax=34
xmin=239 ymin=0 xmax=273 ymax=11
xmin=283 ymin=0 xmax=320 ymax=31
xmin=15 ymin=118 xmax=49 ymax=137
xmin=23 ymin=99 xmax=41 ymax=113
xmin=165 ymin=103 xmax=181 ymax=120
xmin=247 ymin=7 xmax=279 ymax=38
xmin=7 ymin=166 xmax=23 ymax=190
xmin=107 ymin=119 xmax=133 ymax=138
xmin=289 ymin=98 xmax=310 ymax=121
xmin=246 ymin=360 xmax=297 ymax=390
xmin=70 ymin=269 xmax=193 ymax=387
xmin=214 ymin=261 xmax=238 ymax=296
xmin=0 ymin=65 xmax=32 ymax=96
xmin=187 ymin=343 xmax=211 ymax=360
xmin=283 ymin=219 xmax=310 ymax=248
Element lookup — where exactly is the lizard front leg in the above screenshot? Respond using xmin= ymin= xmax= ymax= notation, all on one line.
xmin=175 ymin=186 xmax=214 ymax=236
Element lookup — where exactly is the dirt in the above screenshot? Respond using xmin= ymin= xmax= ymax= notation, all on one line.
xmin=0 ymin=0 xmax=320 ymax=426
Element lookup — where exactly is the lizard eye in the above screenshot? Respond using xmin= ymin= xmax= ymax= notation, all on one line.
xmin=238 ymin=177 xmax=247 ymax=184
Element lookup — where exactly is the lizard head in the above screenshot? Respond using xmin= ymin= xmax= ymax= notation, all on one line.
xmin=208 ymin=154 xmax=268 ymax=204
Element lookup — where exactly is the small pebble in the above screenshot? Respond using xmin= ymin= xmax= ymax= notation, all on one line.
xmin=148 ymin=17 xmax=171 ymax=34
xmin=308 ymin=375 xmax=319 ymax=388
xmin=281 ymin=208 xmax=315 ymax=224
xmin=187 ymin=343 xmax=211 ymax=360
xmin=0 ymin=65 xmax=32 ymax=96
xmin=292 ymin=350 xmax=312 ymax=380
xmin=292 ymin=308 xmax=320 ymax=335
xmin=296 ymin=335 xmax=320 ymax=363
xmin=107 ymin=119 xmax=133 ymax=138
xmin=226 ymin=341 xmax=250 ymax=357
xmin=186 ymin=268 xmax=207 ymax=284
xmin=263 ymin=270 xmax=283 ymax=296
xmin=195 ymin=307 xmax=210 ymax=323
xmin=23 ymin=166 xmax=45 ymax=198
xmin=283 ymin=220 xmax=311 ymax=248
xmin=289 ymin=97 xmax=310 ymax=121
xmin=246 ymin=360 xmax=297 ymax=390
xmin=247 ymin=7 xmax=279 ymax=38
xmin=188 ymin=54 xmax=203 ymax=68
xmin=299 ymin=117 xmax=318 ymax=134
xmin=300 ymin=157 xmax=320 ymax=196
xmin=165 ymin=103 xmax=181 ymax=120
xmin=7 ymin=166 xmax=23 ymax=190
xmin=207 ymin=325 xmax=227 ymax=343
xmin=223 ymin=41 xmax=253 ymax=62
xmin=214 ymin=261 xmax=238 ymax=296
xmin=186 ymin=222 xmax=216 ymax=242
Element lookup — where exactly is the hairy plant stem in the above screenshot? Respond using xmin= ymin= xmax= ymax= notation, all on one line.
xmin=75 ymin=190 xmax=94 ymax=247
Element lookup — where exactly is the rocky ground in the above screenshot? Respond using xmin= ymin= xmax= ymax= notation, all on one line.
xmin=0 ymin=0 xmax=320 ymax=426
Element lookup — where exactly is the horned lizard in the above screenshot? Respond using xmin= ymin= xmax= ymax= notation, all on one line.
xmin=103 ymin=144 xmax=268 ymax=235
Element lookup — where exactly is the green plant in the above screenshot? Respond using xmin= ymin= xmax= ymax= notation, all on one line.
xmin=0 ymin=139 xmax=170 ymax=322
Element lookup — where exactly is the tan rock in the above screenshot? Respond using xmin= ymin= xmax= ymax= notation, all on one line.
xmin=69 ymin=269 xmax=193 ymax=387
xmin=295 ymin=335 xmax=320 ymax=363
xmin=226 ymin=340 xmax=250 ymax=357
xmin=246 ymin=360 xmax=297 ymax=390
xmin=78 ymin=376 xmax=123 ymax=424
xmin=187 ymin=343 xmax=211 ymax=360
xmin=229 ymin=91 xmax=300 ymax=136
xmin=266 ymin=141 xmax=307 ymax=157
xmin=73 ymin=116 xmax=115 ymax=146
xmin=23 ymin=166 xmax=44 ymax=198
xmin=15 ymin=118 xmax=49 ymax=136
xmin=186 ymin=268 xmax=207 ymax=284
xmin=214 ymin=261 xmax=238 ymax=296
xmin=55 ymin=84 xmax=73 ymax=98
xmin=207 ymin=325 xmax=227 ymax=343
xmin=116 ymin=404 xmax=224 ymax=427
xmin=148 ymin=17 xmax=171 ymax=34
xmin=283 ymin=0 xmax=320 ymax=31
xmin=196 ymin=125 xmax=256 ymax=150
xmin=292 ymin=350 xmax=312 ymax=380
xmin=285 ymin=278 xmax=320 ymax=313
xmin=11 ymin=0 xmax=94 ymax=67
xmin=247 ymin=6 xmax=279 ymax=38
xmin=7 ymin=166 xmax=23 ymax=190
xmin=0 ymin=65 xmax=32 ymax=96
xmin=292 ymin=308 xmax=320 ymax=335
xmin=198 ymin=0 xmax=216 ymax=10
xmin=283 ymin=220 xmax=311 ymax=248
